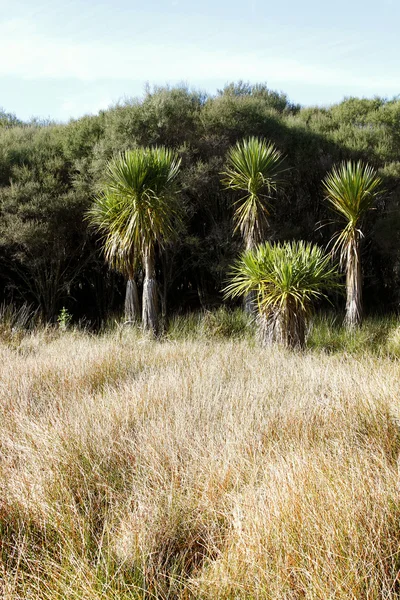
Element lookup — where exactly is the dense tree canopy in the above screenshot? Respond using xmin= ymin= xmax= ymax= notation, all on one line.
xmin=0 ymin=84 xmax=399 ymax=324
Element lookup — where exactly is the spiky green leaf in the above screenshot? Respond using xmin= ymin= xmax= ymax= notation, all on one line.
xmin=87 ymin=147 xmax=181 ymax=275
xmin=221 ymin=137 xmax=285 ymax=247
xmin=224 ymin=241 xmax=341 ymax=317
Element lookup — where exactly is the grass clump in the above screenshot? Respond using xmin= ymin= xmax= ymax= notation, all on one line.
xmin=308 ymin=313 xmax=398 ymax=355
xmin=166 ymin=306 xmax=254 ymax=341
xmin=0 ymin=302 xmax=38 ymax=348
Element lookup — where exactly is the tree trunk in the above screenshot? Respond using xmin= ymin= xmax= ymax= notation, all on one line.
xmin=257 ymin=313 xmax=275 ymax=346
xmin=344 ymin=237 xmax=362 ymax=328
xmin=244 ymin=290 xmax=257 ymax=314
xmin=286 ymin=310 xmax=306 ymax=349
xmin=142 ymin=247 xmax=158 ymax=335
xmin=160 ymin=252 xmax=168 ymax=332
xmin=258 ymin=306 xmax=306 ymax=349
xmin=124 ymin=278 xmax=140 ymax=323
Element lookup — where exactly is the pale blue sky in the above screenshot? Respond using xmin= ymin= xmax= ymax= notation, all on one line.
xmin=0 ymin=0 xmax=399 ymax=121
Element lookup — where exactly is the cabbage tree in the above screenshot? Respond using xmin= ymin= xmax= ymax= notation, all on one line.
xmin=88 ymin=147 xmax=181 ymax=333
xmin=221 ymin=136 xmax=285 ymax=250
xmin=224 ymin=241 xmax=340 ymax=348
xmin=221 ymin=136 xmax=285 ymax=313
xmin=323 ymin=161 xmax=382 ymax=328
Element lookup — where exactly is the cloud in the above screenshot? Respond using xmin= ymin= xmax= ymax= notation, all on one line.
xmin=1 ymin=17 xmax=399 ymax=92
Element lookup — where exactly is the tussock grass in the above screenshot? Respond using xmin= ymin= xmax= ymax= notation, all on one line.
xmin=1 ymin=326 xmax=400 ymax=598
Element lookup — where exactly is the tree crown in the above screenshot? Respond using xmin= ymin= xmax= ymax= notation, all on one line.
xmin=87 ymin=146 xmax=181 ymax=273
xmin=221 ymin=137 xmax=285 ymax=247
xmin=224 ymin=241 xmax=341 ymax=316
xmin=323 ymin=160 xmax=382 ymax=263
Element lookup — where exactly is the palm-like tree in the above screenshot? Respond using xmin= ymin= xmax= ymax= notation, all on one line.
xmin=87 ymin=147 xmax=181 ymax=333
xmin=221 ymin=136 xmax=285 ymax=250
xmin=323 ymin=161 xmax=382 ymax=328
xmin=224 ymin=241 xmax=340 ymax=348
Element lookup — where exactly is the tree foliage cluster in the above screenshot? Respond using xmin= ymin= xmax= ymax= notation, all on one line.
xmin=0 ymin=83 xmax=399 ymax=324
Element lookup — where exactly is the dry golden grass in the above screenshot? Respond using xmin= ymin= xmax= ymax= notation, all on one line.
xmin=1 ymin=328 xmax=400 ymax=599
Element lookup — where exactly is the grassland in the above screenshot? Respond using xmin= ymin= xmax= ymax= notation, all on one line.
xmin=1 ymin=316 xmax=400 ymax=599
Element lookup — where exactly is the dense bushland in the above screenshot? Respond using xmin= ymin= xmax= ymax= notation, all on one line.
xmin=1 ymin=83 xmax=400 ymax=324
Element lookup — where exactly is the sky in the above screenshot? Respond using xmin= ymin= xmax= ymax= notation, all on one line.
xmin=0 ymin=0 xmax=399 ymax=122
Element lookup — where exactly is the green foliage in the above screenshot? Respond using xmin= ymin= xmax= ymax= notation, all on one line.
xmin=0 ymin=124 xmax=92 ymax=320
xmin=200 ymin=306 xmax=253 ymax=339
xmin=308 ymin=314 xmax=399 ymax=355
xmin=225 ymin=241 xmax=341 ymax=348
xmin=323 ymin=160 xmax=383 ymax=327
xmin=103 ymin=85 xmax=204 ymax=152
xmin=323 ymin=161 xmax=382 ymax=261
xmin=221 ymin=137 xmax=285 ymax=247
xmin=166 ymin=307 xmax=253 ymax=340
xmin=217 ymin=81 xmax=299 ymax=114
xmin=225 ymin=241 xmax=340 ymax=315
xmin=62 ymin=114 xmax=105 ymax=160
xmin=87 ymin=146 xmax=182 ymax=275
xmin=1 ymin=85 xmax=400 ymax=322
xmin=57 ymin=306 xmax=72 ymax=330
xmin=0 ymin=107 xmax=22 ymax=128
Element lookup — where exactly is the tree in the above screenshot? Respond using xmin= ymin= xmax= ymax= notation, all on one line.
xmin=221 ymin=137 xmax=285 ymax=251
xmin=323 ymin=161 xmax=382 ymax=328
xmin=0 ymin=125 xmax=91 ymax=321
xmin=0 ymin=108 xmax=22 ymax=128
xmin=87 ymin=147 xmax=181 ymax=333
xmin=221 ymin=136 xmax=285 ymax=312
xmin=224 ymin=241 xmax=340 ymax=348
